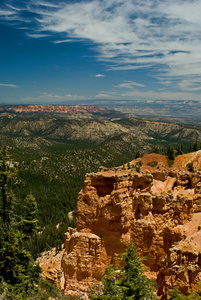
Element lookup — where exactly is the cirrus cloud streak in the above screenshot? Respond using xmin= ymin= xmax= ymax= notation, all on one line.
xmin=0 ymin=83 xmax=18 ymax=88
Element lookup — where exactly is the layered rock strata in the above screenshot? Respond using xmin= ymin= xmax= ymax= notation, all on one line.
xmin=62 ymin=165 xmax=201 ymax=298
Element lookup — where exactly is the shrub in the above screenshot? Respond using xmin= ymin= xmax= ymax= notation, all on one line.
xmin=187 ymin=162 xmax=194 ymax=172
xmin=147 ymin=161 xmax=158 ymax=167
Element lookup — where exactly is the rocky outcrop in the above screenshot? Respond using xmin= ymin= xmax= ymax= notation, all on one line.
xmin=61 ymin=157 xmax=201 ymax=298
xmin=37 ymin=247 xmax=65 ymax=290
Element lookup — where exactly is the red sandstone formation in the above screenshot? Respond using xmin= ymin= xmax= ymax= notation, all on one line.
xmin=130 ymin=151 xmax=201 ymax=173
xmin=11 ymin=105 xmax=108 ymax=114
xmin=132 ymin=118 xmax=175 ymax=126
xmin=61 ymin=151 xmax=201 ymax=299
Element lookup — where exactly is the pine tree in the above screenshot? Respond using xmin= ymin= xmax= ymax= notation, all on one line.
xmin=167 ymin=145 xmax=175 ymax=161
xmin=135 ymin=151 xmax=142 ymax=159
xmin=193 ymin=139 xmax=199 ymax=152
xmin=177 ymin=144 xmax=183 ymax=155
xmin=91 ymin=243 xmax=157 ymax=299
xmin=20 ymin=194 xmax=39 ymax=239
xmin=0 ymin=146 xmax=15 ymax=228
xmin=152 ymin=146 xmax=160 ymax=154
xmin=118 ymin=243 xmax=157 ymax=299
xmin=181 ymin=143 xmax=184 ymax=153
xmin=189 ymin=142 xmax=193 ymax=153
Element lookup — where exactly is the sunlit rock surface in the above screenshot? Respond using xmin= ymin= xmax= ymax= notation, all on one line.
xmin=62 ymin=151 xmax=201 ymax=298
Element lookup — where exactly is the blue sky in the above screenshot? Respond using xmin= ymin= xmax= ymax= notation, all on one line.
xmin=0 ymin=0 xmax=201 ymax=104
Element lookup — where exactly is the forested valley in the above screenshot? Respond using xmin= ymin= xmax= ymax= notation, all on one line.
xmin=0 ymin=110 xmax=201 ymax=257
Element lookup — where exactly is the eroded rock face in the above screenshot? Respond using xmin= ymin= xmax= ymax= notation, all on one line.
xmin=62 ymin=168 xmax=201 ymax=298
xmin=37 ymin=247 xmax=65 ymax=290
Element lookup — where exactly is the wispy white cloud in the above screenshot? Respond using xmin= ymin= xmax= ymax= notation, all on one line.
xmin=115 ymin=81 xmax=145 ymax=89
xmin=107 ymin=64 xmax=153 ymax=71
xmin=94 ymin=74 xmax=105 ymax=78
xmin=53 ymin=38 xmax=75 ymax=44
xmin=0 ymin=4 xmax=28 ymax=22
xmin=95 ymin=93 xmax=114 ymax=99
xmin=6 ymin=4 xmax=24 ymax=12
xmin=32 ymin=1 xmax=60 ymax=9
xmin=1 ymin=0 xmax=201 ymax=94
xmin=0 ymin=9 xmax=15 ymax=16
xmin=26 ymin=33 xmax=50 ymax=38
xmin=0 ymin=83 xmax=18 ymax=88
xmin=178 ymin=79 xmax=201 ymax=92
xmin=64 ymin=94 xmax=86 ymax=100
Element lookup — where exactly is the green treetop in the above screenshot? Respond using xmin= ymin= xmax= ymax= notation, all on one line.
xmin=91 ymin=243 xmax=157 ymax=300
xmin=20 ymin=194 xmax=39 ymax=239
xmin=167 ymin=145 xmax=175 ymax=161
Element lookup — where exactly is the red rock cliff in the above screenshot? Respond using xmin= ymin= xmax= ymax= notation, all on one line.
xmin=61 ymin=152 xmax=201 ymax=298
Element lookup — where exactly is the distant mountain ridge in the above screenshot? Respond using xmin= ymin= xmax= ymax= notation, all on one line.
xmin=0 ymin=110 xmax=201 ymax=152
xmin=0 ymin=104 xmax=124 ymax=119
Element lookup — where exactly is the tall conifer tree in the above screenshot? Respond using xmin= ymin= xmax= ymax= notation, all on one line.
xmin=0 ymin=146 xmax=41 ymax=291
xmin=20 ymin=194 xmax=39 ymax=239
xmin=91 ymin=243 xmax=157 ymax=299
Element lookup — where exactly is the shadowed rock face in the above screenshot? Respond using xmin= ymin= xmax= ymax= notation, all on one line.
xmin=62 ymin=152 xmax=201 ymax=299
